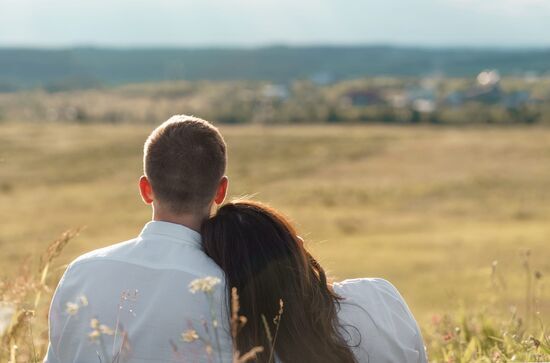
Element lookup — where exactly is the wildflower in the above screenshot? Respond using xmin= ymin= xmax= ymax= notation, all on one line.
xmin=182 ymin=329 xmax=199 ymax=342
xmin=273 ymin=299 xmax=284 ymax=326
xmin=65 ymin=302 xmax=79 ymax=315
xmin=90 ymin=318 xmax=99 ymax=329
xmin=89 ymin=318 xmax=115 ymax=343
xmin=80 ymin=295 xmax=89 ymax=306
xmin=188 ymin=277 xmax=221 ymax=294
xmin=99 ymin=324 xmax=114 ymax=335
xmin=431 ymin=314 xmax=442 ymax=326
xmin=88 ymin=329 xmax=101 ymax=341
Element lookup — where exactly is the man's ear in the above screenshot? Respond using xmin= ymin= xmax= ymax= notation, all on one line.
xmin=214 ymin=176 xmax=229 ymax=205
xmin=139 ymin=175 xmax=154 ymax=205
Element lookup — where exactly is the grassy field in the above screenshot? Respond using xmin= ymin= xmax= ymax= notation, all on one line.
xmin=1 ymin=122 xmax=549 ymax=360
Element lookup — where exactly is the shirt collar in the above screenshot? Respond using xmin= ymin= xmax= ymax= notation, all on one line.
xmin=139 ymin=220 xmax=202 ymax=247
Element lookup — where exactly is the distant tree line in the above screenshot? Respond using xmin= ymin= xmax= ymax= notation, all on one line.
xmin=0 ymin=77 xmax=548 ymax=125
xmin=1 ymin=46 xmax=550 ymax=91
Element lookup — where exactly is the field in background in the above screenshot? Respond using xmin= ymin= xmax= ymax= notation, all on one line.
xmin=1 ymin=122 xmax=549 ymax=327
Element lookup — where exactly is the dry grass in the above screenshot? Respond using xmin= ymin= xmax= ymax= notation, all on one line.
xmin=0 ymin=122 xmax=549 ymax=361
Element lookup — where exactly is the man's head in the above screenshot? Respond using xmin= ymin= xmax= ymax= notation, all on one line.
xmin=140 ymin=115 xmax=228 ymax=217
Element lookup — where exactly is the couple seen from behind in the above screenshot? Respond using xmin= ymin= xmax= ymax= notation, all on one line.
xmin=44 ymin=115 xmax=428 ymax=363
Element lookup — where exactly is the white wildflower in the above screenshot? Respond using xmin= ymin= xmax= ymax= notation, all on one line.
xmin=182 ymin=329 xmax=199 ymax=342
xmin=188 ymin=277 xmax=221 ymax=294
xmin=99 ymin=324 xmax=114 ymax=335
xmin=88 ymin=329 xmax=101 ymax=341
xmin=79 ymin=295 xmax=89 ymax=306
xmin=89 ymin=318 xmax=114 ymax=341
xmin=90 ymin=318 xmax=99 ymax=329
xmin=65 ymin=302 xmax=79 ymax=316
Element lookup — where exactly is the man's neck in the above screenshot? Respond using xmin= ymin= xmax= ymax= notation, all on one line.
xmin=152 ymin=209 xmax=205 ymax=233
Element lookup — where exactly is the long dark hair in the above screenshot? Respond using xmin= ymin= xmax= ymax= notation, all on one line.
xmin=201 ymin=201 xmax=357 ymax=363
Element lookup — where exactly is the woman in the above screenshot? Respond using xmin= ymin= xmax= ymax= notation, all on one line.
xmin=201 ymin=201 xmax=427 ymax=363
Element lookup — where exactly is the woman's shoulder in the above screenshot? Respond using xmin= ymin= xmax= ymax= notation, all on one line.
xmin=333 ymin=278 xmax=415 ymax=329
xmin=334 ymin=277 xmax=417 ymax=325
xmin=333 ymin=277 xmax=402 ymax=300
xmin=333 ymin=278 xmax=427 ymax=363
xmin=333 ymin=278 xmax=411 ymax=312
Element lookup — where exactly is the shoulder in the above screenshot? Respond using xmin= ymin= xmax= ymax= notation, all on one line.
xmin=334 ymin=278 xmax=427 ymax=363
xmin=65 ymin=236 xmax=223 ymax=278
xmin=333 ymin=277 xmax=406 ymax=308
xmin=334 ymin=277 xmax=400 ymax=295
xmin=69 ymin=238 xmax=138 ymax=268
xmin=52 ymin=238 xmax=139 ymax=293
xmin=334 ymin=277 xmax=414 ymax=322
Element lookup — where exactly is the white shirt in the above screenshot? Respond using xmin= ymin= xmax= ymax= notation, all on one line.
xmin=44 ymin=221 xmax=233 ymax=363
xmin=334 ymin=278 xmax=428 ymax=363
xmin=45 ymin=221 xmax=426 ymax=363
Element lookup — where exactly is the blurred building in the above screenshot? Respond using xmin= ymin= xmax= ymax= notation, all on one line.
xmin=261 ymin=84 xmax=290 ymax=100
xmin=444 ymin=69 xmax=533 ymax=109
xmin=344 ymin=89 xmax=385 ymax=106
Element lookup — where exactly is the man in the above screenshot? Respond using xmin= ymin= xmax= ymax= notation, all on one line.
xmin=45 ymin=115 xmax=233 ymax=362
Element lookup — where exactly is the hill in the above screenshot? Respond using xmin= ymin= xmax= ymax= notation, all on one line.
xmin=1 ymin=46 xmax=549 ymax=91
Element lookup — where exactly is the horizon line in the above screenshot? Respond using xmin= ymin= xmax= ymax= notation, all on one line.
xmin=1 ymin=42 xmax=550 ymax=52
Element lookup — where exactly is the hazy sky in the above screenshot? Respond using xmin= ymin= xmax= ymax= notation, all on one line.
xmin=0 ymin=0 xmax=549 ymax=48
